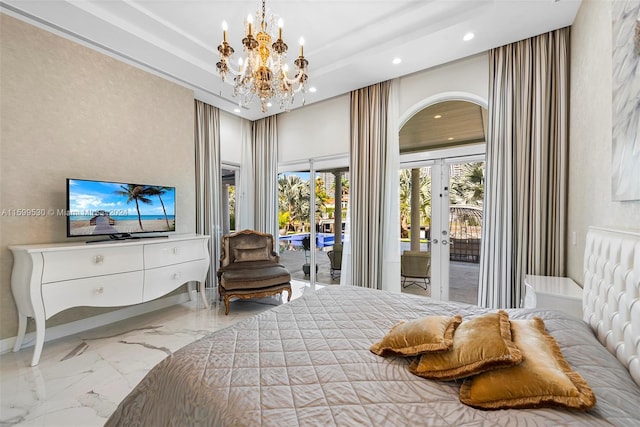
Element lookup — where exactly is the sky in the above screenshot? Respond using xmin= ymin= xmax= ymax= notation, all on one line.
xmin=68 ymin=179 xmax=175 ymax=216
xmin=281 ymin=171 xmax=310 ymax=181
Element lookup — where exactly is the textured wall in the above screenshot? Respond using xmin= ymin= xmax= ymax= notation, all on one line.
xmin=0 ymin=14 xmax=195 ymax=340
xmin=567 ymin=0 xmax=640 ymax=283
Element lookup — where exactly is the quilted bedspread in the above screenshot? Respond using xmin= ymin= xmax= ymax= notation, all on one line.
xmin=106 ymin=286 xmax=640 ymax=426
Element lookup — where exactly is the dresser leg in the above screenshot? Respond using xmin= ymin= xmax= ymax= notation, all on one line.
xmin=30 ymin=314 xmax=45 ymax=367
xmin=13 ymin=313 xmax=27 ymax=352
xmin=186 ymin=282 xmax=194 ymax=301
xmin=198 ymin=281 xmax=209 ymax=309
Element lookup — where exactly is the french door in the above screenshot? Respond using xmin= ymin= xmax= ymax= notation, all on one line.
xmin=277 ymin=157 xmax=349 ymax=287
xmin=401 ymin=152 xmax=484 ymax=304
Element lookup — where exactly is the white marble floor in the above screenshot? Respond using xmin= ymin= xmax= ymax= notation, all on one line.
xmin=0 ymin=280 xmax=319 ymax=426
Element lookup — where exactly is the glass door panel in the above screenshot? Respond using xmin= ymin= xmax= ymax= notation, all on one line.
xmin=277 ymin=162 xmax=349 ymax=287
xmin=315 ymin=169 xmax=349 ymax=284
xmin=277 ymin=171 xmax=312 ymax=283
xmin=447 ymin=160 xmax=484 ymax=305
xmin=400 ymin=166 xmax=433 ymax=297
xmin=221 ymin=168 xmax=237 ymax=235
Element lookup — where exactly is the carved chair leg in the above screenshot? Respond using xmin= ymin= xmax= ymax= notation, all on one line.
xmin=224 ymin=295 xmax=230 ymax=315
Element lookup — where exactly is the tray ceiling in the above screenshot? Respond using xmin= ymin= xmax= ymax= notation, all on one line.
xmin=1 ymin=0 xmax=582 ymax=121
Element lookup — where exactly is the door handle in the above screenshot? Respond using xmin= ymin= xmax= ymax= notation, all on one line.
xmin=442 ymin=240 xmax=448 ymax=245
xmin=432 ymin=239 xmax=439 ymax=244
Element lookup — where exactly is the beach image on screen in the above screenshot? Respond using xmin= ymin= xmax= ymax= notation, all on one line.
xmin=68 ymin=179 xmax=176 ymax=236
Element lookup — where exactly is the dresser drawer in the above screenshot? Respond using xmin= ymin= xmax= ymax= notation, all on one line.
xmin=42 ymin=246 xmax=143 ymax=283
xmin=144 ymin=239 xmax=206 ymax=269
xmin=143 ymin=259 xmax=209 ymax=302
xmin=42 ymin=271 xmax=144 ymax=318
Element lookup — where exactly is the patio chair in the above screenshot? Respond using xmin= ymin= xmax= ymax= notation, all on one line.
xmin=327 ymin=244 xmax=342 ymax=279
xmin=400 ymin=250 xmax=431 ymax=291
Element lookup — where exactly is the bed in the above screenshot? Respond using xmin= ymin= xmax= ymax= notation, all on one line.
xmin=106 ymin=227 xmax=640 ymax=426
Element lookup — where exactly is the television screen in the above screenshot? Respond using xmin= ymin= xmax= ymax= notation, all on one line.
xmin=66 ymin=178 xmax=176 ymax=237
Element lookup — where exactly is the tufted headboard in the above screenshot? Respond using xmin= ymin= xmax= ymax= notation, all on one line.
xmin=583 ymin=226 xmax=640 ymax=386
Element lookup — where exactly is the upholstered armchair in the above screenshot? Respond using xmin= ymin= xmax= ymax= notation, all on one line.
xmin=217 ymin=229 xmax=291 ymax=315
xmin=400 ymin=250 xmax=431 ymax=291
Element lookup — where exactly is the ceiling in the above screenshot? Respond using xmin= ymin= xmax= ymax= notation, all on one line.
xmin=400 ymin=101 xmax=486 ymax=153
xmin=1 ymin=0 xmax=582 ymax=121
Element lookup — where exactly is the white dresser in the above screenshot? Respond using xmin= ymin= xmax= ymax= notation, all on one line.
xmin=523 ymin=274 xmax=583 ymax=319
xmin=9 ymin=234 xmax=210 ymax=366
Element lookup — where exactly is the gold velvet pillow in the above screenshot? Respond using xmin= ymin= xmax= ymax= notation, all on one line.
xmin=370 ymin=315 xmax=462 ymax=357
xmin=408 ymin=311 xmax=521 ymax=380
xmin=459 ymin=317 xmax=596 ymax=410
xmin=232 ymin=246 xmax=269 ymax=262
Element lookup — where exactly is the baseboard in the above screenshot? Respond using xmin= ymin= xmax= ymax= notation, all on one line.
xmin=0 ymin=292 xmax=193 ymax=355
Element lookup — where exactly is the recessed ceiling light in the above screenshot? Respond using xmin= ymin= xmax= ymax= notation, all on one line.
xmin=463 ymin=32 xmax=475 ymax=41
xmin=234 ymin=108 xmax=241 ymax=113
xmin=266 ymin=102 xmax=273 ymax=108
xmin=309 ymin=87 xmax=317 ymax=93
xmin=448 ymin=137 xmax=455 ymax=141
xmin=392 ymin=57 xmax=402 ymax=65
xmin=434 ymin=114 xmax=442 ymax=119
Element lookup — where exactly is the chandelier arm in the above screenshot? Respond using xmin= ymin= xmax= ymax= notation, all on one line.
xmin=226 ymin=67 xmax=242 ymax=77
xmin=282 ymin=72 xmax=304 ymax=85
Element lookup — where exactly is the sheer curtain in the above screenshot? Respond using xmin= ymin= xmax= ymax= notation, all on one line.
xmin=347 ymin=80 xmax=399 ymax=290
xmin=252 ymin=115 xmax=279 ymax=243
xmin=381 ymin=80 xmax=401 ymax=293
xmin=478 ymin=27 xmax=570 ymax=308
xmin=236 ymin=118 xmax=254 ymax=231
xmin=194 ymin=100 xmax=223 ymax=290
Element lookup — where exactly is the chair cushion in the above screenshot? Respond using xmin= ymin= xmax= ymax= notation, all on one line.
xmin=232 ymin=246 xmax=269 ymax=262
xmin=401 ymin=251 xmax=430 ymax=278
xmin=222 ymin=260 xmax=283 ymax=271
xmin=221 ymin=265 xmax=291 ymax=291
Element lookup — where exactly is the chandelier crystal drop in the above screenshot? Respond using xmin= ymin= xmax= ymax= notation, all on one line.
xmin=216 ymin=0 xmax=309 ymax=113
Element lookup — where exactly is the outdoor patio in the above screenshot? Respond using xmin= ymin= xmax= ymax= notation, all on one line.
xmin=277 ymin=246 xmax=479 ymax=305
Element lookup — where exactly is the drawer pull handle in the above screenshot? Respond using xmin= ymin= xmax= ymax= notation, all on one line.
xmin=94 ymin=255 xmax=104 ymax=264
xmin=172 ymin=247 xmax=180 ymax=255
xmin=95 ymin=287 xmax=104 ymax=295
xmin=173 ymin=272 xmax=182 ymax=281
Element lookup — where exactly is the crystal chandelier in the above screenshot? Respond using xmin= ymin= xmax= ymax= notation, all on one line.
xmin=216 ymin=0 xmax=309 ymax=113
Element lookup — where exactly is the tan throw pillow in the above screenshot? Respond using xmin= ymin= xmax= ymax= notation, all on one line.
xmin=370 ymin=315 xmax=462 ymax=357
xmin=408 ymin=310 xmax=521 ymax=380
xmin=233 ymin=246 xmax=269 ymax=262
xmin=459 ymin=317 xmax=596 ymax=410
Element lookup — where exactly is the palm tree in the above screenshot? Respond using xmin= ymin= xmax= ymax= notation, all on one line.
xmin=315 ymin=177 xmax=330 ymax=220
xmin=329 ymin=174 xmax=350 ymax=219
xmin=399 ymin=168 xmax=432 ymax=238
xmin=341 ymin=175 xmax=350 ymax=194
xmin=399 ymin=170 xmax=412 ymax=237
xmin=114 ymin=184 xmax=153 ymax=231
xmin=145 ymin=186 xmax=172 ymax=229
xmin=450 ymin=162 xmax=484 ymax=206
xmin=278 ymin=175 xmax=309 ymax=232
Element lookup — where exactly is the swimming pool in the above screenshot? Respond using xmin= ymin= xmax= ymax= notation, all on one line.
xmin=279 ymin=233 xmax=343 ymax=248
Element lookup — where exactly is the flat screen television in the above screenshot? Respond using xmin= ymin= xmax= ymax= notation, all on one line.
xmin=66 ymin=178 xmax=176 ymax=239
